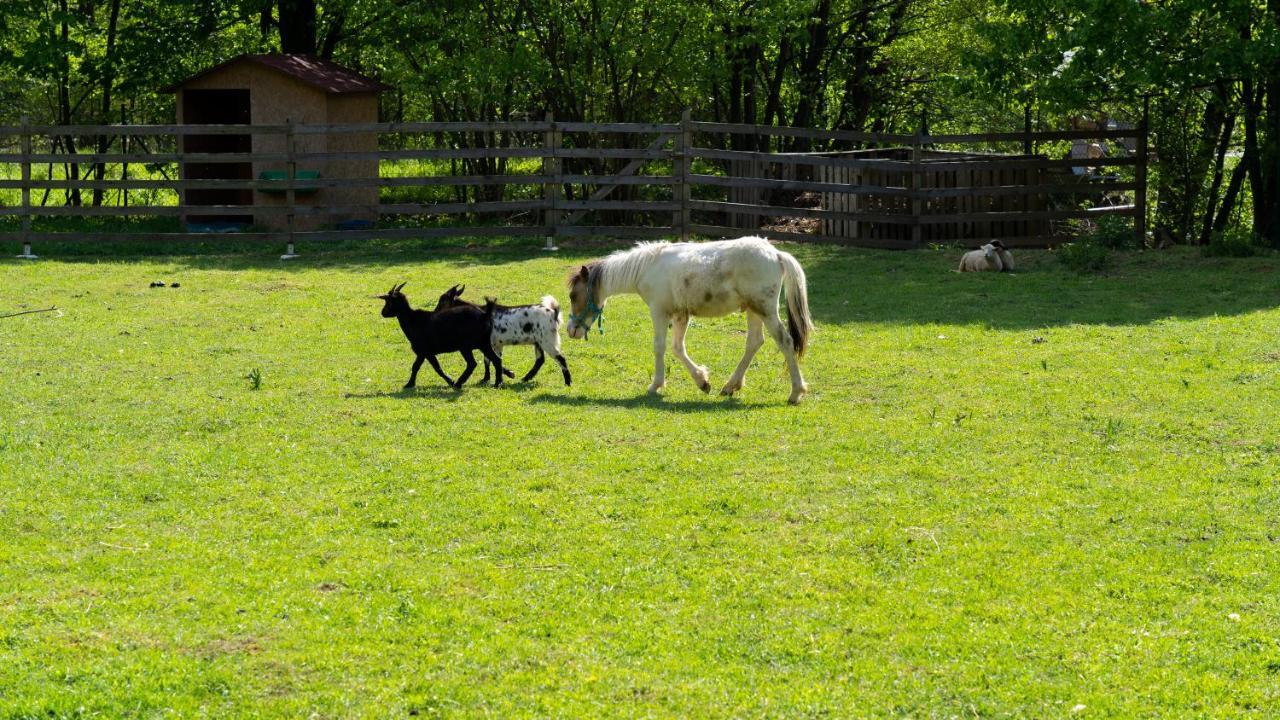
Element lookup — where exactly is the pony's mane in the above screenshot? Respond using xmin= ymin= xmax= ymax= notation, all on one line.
xmin=598 ymin=241 xmax=670 ymax=294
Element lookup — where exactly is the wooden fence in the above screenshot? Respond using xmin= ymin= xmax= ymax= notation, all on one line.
xmin=0 ymin=112 xmax=1146 ymax=253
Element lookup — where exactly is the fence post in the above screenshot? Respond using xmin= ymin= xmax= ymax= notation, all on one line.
xmin=910 ymin=130 xmax=923 ymax=248
xmin=542 ymin=112 xmax=560 ymax=251
xmin=281 ymin=118 xmax=299 ymax=260
xmin=16 ymin=116 xmax=36 ymax=259
xmin=1135 ymin=95 xmax=1149 ymax=248
xmin=676 ymin=109 xmax=692 ymax=242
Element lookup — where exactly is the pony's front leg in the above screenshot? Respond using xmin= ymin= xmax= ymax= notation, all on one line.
xmin=670 ymin=314 xmax=710 ymax=393
xmin=647 ymin=306 xmax=669 ymax=395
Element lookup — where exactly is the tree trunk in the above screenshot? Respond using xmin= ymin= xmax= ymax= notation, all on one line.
xmin=93 ymin=0 xmax=122 ymax=207
xmin=1262 ymin=0 xmax=1280 ymax=246
xmin=789 ymin=0 xmax=831 ymax=151
xmin=1212 ymin=147 xmax=1250 ymax=236
xmin=278 ymin=0 xmax=317 ymax=54
xmin=1242 ymin=80 xmax=1266 ymax=240
xmin=1198 ymin=99 xmax=1236 ymax=246
xmin=1186 ymin=88 xmax=1229 ymax=243
xmin=57 ymin=0 xmax=81 ymax=206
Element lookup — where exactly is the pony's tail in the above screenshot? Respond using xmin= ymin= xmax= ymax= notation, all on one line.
xmin=778 ymin=250 xmax=814 ymax=358
xmin=541 ymin=295 xmax=561 ymax=325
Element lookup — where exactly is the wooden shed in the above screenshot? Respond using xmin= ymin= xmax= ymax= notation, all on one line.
xmin=164 ymin=54 xmax=389 ymax=230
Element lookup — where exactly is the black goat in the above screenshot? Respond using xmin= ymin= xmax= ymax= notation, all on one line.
xmin=436 ymin=284 xmax=571 ymax=386
xmin=376 ymin=282 xmax=505 ymax=389
xmin=432 ymin=285 xmax=515 ymax=385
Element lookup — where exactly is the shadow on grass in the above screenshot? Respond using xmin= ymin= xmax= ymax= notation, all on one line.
xmin=344 ymin=377 xmax=564 ymax=399
xmin=5 ymin=234 xmax=1277 ymax=329
xmin=527 ymin=392 xmax=769 ymax=412
xmin=799 ymin=245 xmax=1280 ymax=329
xmin=343 ymin=386 xmax=469 ymax=401
xmin=0 ymin=233 xmax=627 ymax=272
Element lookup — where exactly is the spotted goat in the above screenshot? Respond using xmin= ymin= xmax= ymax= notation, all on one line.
xmin=436 ymin=285 xmax=571 ymax=386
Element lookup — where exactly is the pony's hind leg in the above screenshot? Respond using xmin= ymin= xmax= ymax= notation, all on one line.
xmin=762 ymin=310 xmax=808 ymax=404
xmin=670 ymin=314 xmax=711 ymax=393
xmin=721 ymin=312 xmax=764 ymax=396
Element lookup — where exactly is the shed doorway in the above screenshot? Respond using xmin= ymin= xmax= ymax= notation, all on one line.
xmin=181 ymin=89 xmax=253 ymax=226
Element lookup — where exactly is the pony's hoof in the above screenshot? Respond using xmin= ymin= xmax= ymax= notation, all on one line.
xmin=719 ymin=380 xmax=741 ymax=396
xmin=699 ymin=380 xmax=711 ymax=394
xmin=647 ymin=384 xmax=664 ymax=395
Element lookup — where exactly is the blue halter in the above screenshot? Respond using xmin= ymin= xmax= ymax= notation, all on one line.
xmin=569 ymin=275 xmax=605 ymax=336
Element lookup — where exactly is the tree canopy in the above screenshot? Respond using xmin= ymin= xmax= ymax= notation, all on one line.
xmin=1 ymin=0 xmax=1276 ymax=245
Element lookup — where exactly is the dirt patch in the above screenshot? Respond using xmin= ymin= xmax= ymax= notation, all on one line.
xmin=201 ymin=635 xmax=263 ymax=658
xmin=253 ymin=280 xmax=304 ymax=294
xmin=763 ymin=216 xmax=820 ymax=235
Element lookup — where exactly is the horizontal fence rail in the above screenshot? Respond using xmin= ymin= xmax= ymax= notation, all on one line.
xmin=0 ymin=113 xmax=1146 ymax=253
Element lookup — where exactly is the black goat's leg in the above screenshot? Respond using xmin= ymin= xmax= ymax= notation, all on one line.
xmin=426 ymin=355 xmax=455 ymax=387
xmin=405 ymin=355 xmax=426 ymax=388
xmin=479 ymin=353 xmax=491 ymax=385
xmin=480 ymin=345 xmax=505 ymax=388
xmin=454 ymin=350 xmax=478 ymax=389
xmin=555 ymin=354 xmax=571 ymax=386
xmin=521 ymin=346 xmax=546 ymax=383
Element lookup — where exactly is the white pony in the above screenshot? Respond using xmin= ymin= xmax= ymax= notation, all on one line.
xmin=565 ymin=236 xmax=814 ymax=404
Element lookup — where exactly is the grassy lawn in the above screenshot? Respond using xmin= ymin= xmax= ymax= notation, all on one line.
xmin=1 ymin=240 xmax=1278 ymax=718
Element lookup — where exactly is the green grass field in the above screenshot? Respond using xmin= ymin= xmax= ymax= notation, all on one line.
xmin=2 ymin=241 xmax=1278 ymax=718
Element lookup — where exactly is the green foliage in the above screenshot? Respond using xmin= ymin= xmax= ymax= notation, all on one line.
xmin=0 ymin=0 xmax=1272 ymax=242
xmin=1084 ymin=215 xmax=1139 ymax=250
xmin=1057 ymin=214 xmax=1138 ymax=272
xmin=246 ymin=367 xmax=262 ymax=389
xmin=1202 ymin=228 xmax=1268 ymax=258
xmin=1057 ymin=239 xmax=1110 ymax=273
xmin=2 ymin=243 xmax=1279 ymax=715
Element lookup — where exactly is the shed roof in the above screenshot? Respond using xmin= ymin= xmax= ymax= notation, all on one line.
xmin=164 ymin=54 xmax=390 ymax=94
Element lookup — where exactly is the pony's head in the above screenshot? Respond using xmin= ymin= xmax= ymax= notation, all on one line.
xmin=376 ymin=282 xmax=411 ymax=318
xmin=565 ymin=263 xmax=604 ymax=340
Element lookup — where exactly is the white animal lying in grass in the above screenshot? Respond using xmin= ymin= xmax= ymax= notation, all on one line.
xmin=991 ymin=240 xmax=1014 ymax=272
xmin=958 ymin=241 xmax=1014 ymax=272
